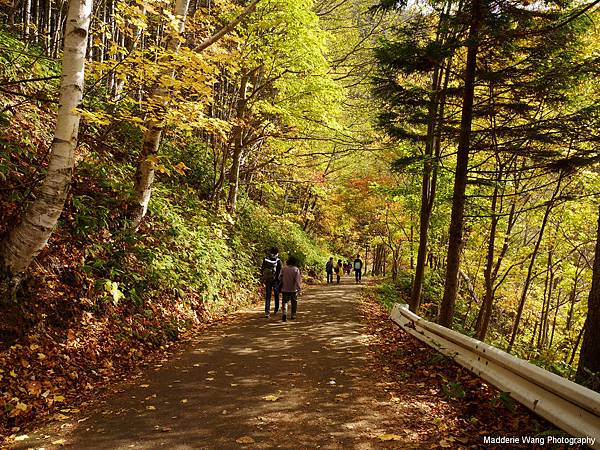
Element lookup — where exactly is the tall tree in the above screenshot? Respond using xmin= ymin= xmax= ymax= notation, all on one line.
xmin=577 ymin=203 xmax=600 ymax=386
xmin=130 ymin=0 xmax=192 ymax=229
xmin=130 ymin=0 xmax=260 ymax=228
xmin=438 ymin=0 xmax=483 ymax=327
xmin=0 ymin=0 xmax=94 ymax=299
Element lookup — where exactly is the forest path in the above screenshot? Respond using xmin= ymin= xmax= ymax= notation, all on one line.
xmin=12 ymin=279 xmax=415 ymax=449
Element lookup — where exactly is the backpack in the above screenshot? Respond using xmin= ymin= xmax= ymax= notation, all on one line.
xmin=354 ymin=260 xmax=362 ymax=270
xmin=262 ymin=258 xmax=277 ymax=283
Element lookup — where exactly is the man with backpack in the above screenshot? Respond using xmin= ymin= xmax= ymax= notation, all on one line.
xmin=353 ymin=254 xmax=363 ymax=284
xmin=261 ymin=247 xmax=282 ymax=318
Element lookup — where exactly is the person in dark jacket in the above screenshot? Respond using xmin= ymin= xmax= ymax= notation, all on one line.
xmin=353 ymin=254 xmax=363 ymax=284
xmin=261 ymin=247 xmax=282 ymax=318
xmin=325 ymin=257 xmax=334 ymax=284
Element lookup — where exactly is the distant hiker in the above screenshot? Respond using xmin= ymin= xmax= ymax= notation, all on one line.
xmin=325 ymin=257 xmax=334 ymax=284
xmin=335 ymin=259 xmax=343 ymax=284
xmin=261 ymin=247 xmax=282 ymax=318
xmin=345 ymin=261 xmax=352 ymax=275
xmin=353 ymin=254 xmax=363 ymax=284
xmin=281 ymin=256 xmax=302 ymax=322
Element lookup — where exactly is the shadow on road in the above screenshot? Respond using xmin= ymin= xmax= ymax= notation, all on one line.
xmin=14 ymin=280 xmax=408 ymax=450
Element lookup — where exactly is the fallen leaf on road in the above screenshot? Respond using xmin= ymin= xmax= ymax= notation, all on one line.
xmin=206 ymin=377 xmax=214 ymax=381
xmin=378 ymin=434 xmax=403 ymax=441
xmin=146 ymin=406 xmax=156 ymax=410
xmin=230 ymin=383 xmax=238 ymax=387
xmin=52 ymin=439 xmax=66 ymax=445
xmin=236 ymin=436 xmax=255 ymax=444
xmin=262 ymin=394 xmax=280 ymax=401
xmin=15 ymin=402 xmax=28 ymax=411
xmin=26 ymin=381 xmax=41 ymax=396
xmin=140 ymin=384 xmax=150 ymax=388
xmin=181 ymin=399 xmax=188 ymax=403
xmin=14 ymin=435 xmax=29 ymax=441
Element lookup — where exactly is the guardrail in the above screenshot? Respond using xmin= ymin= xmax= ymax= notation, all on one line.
xmin=390 ymin=303 xmax=600 ymax=448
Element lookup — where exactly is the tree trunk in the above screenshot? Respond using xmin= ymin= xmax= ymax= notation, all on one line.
xmin=410 ymin=55 xmax=452 ymax=312
xmin=566 ymin=263 xmax=581 ymax=331
xmin=131 ymin=0 xmax=258 ymax=227
xmin=0 ymin=0 xmax=93 ymax=300
xmin=538 ymin=249 xmax=555 ymax=350
xmin=33 ymin=0 xmax=39 ymax=43
xmin=131 ymin=0 xmax=190 ymax=229
xmin=45 ymin=0 xmax=52 ymax=55
xmin=52 ymin=0 xmax=65 ymax=59
xmin=474 ymin=158 xmax=502 ymax=340
xmin=438 ymin=0 xmax=482 ymax=328
xmin=507 ymin=173 xmax=563 ymax=352
xmin=409 ymin=222 xmax=414 ymax=270
xmin=227 ymin=73 xmax=250 ymax=213
xmin=549 ymin=290 xmax=560 ymax=348
xmin=576 ymin=203 xmax=600 ymax=384
xmin=569 ymin=324 xmax=584 ymax=366
xmin=23 ymin=0 xmax=31 ymax=40
xmin=7 ymin=0 xmax=17 ymax=30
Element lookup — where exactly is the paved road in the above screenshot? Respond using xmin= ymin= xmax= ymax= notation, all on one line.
xmin=13 ymin=281 xmax=407 ymax=449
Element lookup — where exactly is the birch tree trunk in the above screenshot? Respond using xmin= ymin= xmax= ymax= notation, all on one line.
xmin=23 ymin=0 xmax=32 ymax=40
xmin=45 ymin=0 xmax=52 ymax=55
xmin=131 ymin=0 xmax=258 ymax=227
xmin=0 ymin=0 xmax=93 ymax=301
xmin=226 ymin=73 xmax=250 ymax=213
xmin=33 ymin=0 xmax=40 ymax=43
xmin=130 ymin=0 xmax=190 ymax=229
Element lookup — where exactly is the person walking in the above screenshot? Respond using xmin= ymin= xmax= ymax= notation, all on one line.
xmin=335 ymin=259 xmax=343 ymax=284
xmin=353 ymin=254 xmax=363 ymax=284
xmin=325 ymin=257 xmax=334 ymax=284
xmin=261 ymin=247 xmax=282 ymax=318
xmin=281 ymin=256 xmax=302 ymax=322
